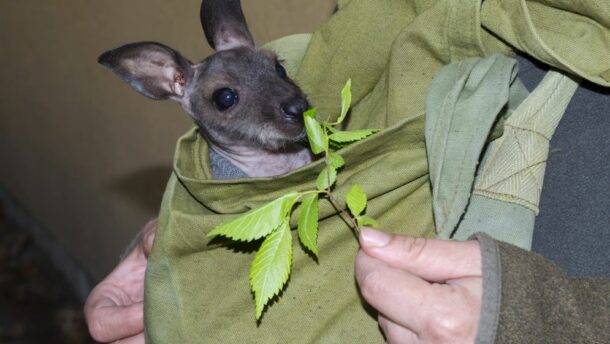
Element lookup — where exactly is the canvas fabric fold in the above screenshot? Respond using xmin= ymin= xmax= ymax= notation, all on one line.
xmin=425 ymin=54 xmax=529 ymax=238
xmin=453 ymin=70 xmax=580 ymax=248
xmin=426 ymin=54 xmax=580 ymax=249
xmin=144 ymin=0 xmax=609 ymax=342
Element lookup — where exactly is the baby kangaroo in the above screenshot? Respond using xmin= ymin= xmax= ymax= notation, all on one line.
xmin=98 ymin=0 xmax=313 ymax=178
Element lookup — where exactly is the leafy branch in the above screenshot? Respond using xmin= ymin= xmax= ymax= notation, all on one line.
xmin=207 ymin=79 xmax=379 ymax=320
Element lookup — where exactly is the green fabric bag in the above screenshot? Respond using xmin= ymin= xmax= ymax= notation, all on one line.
xmin=145 ymin=0 xmax=609 ymax=342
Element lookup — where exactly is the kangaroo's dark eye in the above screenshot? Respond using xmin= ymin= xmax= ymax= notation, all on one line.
xmin=212 ymin=88 xmax=238 ymax=110
xmin=275 ymin=62 xmax=287 ymax=79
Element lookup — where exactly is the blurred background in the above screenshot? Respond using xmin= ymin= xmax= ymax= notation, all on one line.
xmin=0 ymin=1 xmax=335 ymax=342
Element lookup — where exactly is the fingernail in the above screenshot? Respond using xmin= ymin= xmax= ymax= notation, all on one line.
xmin=361 ymin=228 xmax=391 ymax=247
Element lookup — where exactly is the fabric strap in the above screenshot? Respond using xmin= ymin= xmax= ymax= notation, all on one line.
xmin=454 ymin=70 xmax=580 ymax=248
xmin=426 ymin=54 xmax=580 ymax=248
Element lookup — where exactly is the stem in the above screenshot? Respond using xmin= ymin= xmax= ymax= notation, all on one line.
xmin=299 ymin=190 xmax=322 ymax=197
xmin=324 ymin=191 xmax=361 ymax=239
xmin=323 ymin=127 xmax=333 ymax=191
xmin=318 ymin=121 xmax=361 ymax=241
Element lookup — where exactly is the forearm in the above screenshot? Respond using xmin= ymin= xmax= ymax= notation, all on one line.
xmin=475 ymin=233 xmax=610 ymax=343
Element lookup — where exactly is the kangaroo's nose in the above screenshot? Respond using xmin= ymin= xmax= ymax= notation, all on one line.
xmin=281 ymin=99 xmax=308 ymax=121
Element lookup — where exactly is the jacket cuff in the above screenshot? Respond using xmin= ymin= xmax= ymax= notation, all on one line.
xmin=472 ymin=233 xmax=502 ymax=344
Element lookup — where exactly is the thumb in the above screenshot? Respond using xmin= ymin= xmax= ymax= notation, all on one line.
xmin=358 ymin=228 xmax=481 ymax=282
xmin=140 ymin=218 xmax=157 ymax=257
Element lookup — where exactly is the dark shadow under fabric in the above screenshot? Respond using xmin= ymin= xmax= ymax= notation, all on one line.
xmin=518 ymin=55 xmax=610 ymax=278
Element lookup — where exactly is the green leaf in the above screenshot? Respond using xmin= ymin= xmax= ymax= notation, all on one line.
xmin=328 ymin=152 xmax=345 ymax=169
xmin=324 ymin=124 xmax=339 ymax=134
xmin=297 ymin=193 xmax=319 ymax=257
xmin=303 ymin=108 xmax=328 ymax=154
xmin=329 ymin=140 xmax=350 ymax=150
xmin=316 ymin=166 xmax=337 ymax=191
xmin=250 ymin=221 xmax=293 ymax=320
xmin=357 ymin=215 xmax=378 ymax=228
xmin=207 ymin=192 xmax=300 ymax=241
xmin=328 ymin=129 xmax=379 ymax=143
xmin=336 ymin=79 xmax=352 ymax=124
xmin=345 ymin=185 xmax=367 ymax=217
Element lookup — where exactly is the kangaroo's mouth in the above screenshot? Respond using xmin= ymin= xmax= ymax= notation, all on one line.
xmin=259 ymin=122 xmax=308 ymax=152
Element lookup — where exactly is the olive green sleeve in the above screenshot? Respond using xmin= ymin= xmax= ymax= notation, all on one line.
xmin=475 ymin=233 xmax=610 ymax=344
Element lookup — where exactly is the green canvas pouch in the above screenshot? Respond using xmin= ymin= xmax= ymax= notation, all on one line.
xmin=144 ymin=0 xmax=609 ymax=342
xmin=144 ymin=108 xmax=434 ymax=343
xmin=480 ymin=0 xmax=610 ymax=86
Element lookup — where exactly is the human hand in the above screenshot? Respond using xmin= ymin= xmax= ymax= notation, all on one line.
xmin=355 ymin=228 xmax=482 ymax=344
xmin=84 ymin=219 xmax=157 ymax=343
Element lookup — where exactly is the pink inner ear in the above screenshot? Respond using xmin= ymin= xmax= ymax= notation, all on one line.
xmin=171 ymin=72 xmax=186 ymax=97
xmin=216 ymin=37 xmax=250 ymax=51
xmin=214 ymin=25 xmax=254 ymax=51
xmin=174 ymin=72 xmax=186 ymax=86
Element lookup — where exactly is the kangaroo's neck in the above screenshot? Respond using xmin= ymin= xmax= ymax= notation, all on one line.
xmin=209 ymin=143 xmax=313 ymax=178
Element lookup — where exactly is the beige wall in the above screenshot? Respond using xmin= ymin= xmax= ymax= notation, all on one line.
xmin=0 ymin=0 xmax=334 ymax=280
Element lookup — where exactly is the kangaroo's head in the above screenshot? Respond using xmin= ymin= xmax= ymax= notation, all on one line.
xmin=98 ymin=0 xmax=310 ymax=154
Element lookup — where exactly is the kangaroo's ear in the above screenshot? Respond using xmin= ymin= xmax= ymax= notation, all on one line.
xmin=200 ymin=0 xmax=254 ymax=51
xmin=98 ymin=42 xmax=193 ymax=100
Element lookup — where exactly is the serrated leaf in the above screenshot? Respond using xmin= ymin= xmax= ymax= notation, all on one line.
xmin=207 ymin=192 xmax=299 ymax=241
xmin=328 ymin=152 xmax=345 ymax=169
xmin=336 ymin=79 xmax=352 ymax=124
xmin=316 ymin=166 xmax=337 ymax=191
xmin=250 ymin=221 xmax=293 ymax=320
xmin=328 ymin=129 xmax=378 ymax=143
xmin=304 ymin=108 xmax=328 ymax=154
xmin=345 ymin=185 xmax=367 ymax=217
xmin=297 ymin=193 xmax=319 ymax=257
xmin=357 ymin=215 xmax=378 ymax=228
